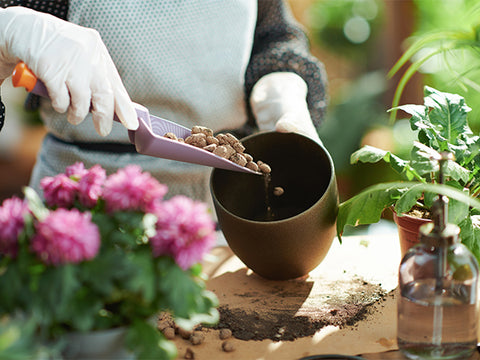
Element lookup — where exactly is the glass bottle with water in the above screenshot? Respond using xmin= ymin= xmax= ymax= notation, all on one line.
xmin=398 ymin=222 xmax=479 ymax=359
xmin=398 ymin=153 xmax=479 ymax=359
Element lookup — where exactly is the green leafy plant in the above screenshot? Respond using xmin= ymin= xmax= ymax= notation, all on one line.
xmin=388 ymin=1 xmax=480 ymax=124
xmin=0 ymin=163 xmax=219 ymax=359
xmin=337 ymin=86 xmax=480 ymax=260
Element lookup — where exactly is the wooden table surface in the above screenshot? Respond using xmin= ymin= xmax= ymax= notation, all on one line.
xmin=171 ymin=233 xmax=480 ymax=359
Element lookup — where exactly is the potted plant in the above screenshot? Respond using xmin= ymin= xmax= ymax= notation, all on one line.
xmin=336 ymin=86 xmax=480 ymax=259
xmin=0 ymin=162 xmax=219 ymax=359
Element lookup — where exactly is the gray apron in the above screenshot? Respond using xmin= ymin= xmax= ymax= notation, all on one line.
xmin=30 ymin=0 xmax=257 ymax=207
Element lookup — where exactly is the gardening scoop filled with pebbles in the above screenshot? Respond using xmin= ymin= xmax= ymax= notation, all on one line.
xmin=12 ymin=62 xmax=266 ymax=175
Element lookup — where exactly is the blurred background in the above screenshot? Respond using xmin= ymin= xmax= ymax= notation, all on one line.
xmin=1 ymin=0 xmax=479 ymax=206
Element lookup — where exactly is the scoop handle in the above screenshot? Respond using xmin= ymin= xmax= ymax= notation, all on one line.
xmin=12 ymin=62 xmax=48 ymax=97
xmin=12 ymin=62 xmax=121 ymax=122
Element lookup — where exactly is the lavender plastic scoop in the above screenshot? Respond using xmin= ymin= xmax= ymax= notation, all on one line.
xmin=128 ymin=105 xmax=260 ymax=174
xmin=16 ymin=66 xmax=260 ymax=175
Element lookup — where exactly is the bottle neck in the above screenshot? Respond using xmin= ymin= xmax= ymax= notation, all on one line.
xmin=419 ymin=223 xmax=460 ymax=248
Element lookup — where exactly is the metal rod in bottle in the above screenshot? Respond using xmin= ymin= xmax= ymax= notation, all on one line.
xmin=431 ymin=152 xmax=453 ymax=347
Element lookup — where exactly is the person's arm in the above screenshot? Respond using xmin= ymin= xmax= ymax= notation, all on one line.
xmin=246 ymin=0 xmax=328 ymax=142
xmin=0 ymin=6 xmax=138 ymax=136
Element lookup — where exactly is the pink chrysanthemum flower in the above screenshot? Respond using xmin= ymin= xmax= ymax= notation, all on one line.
xmin=78 ymin=164 xmax=106 ymax=208
xmin=0 ymin=197 xmax=29 ymax=257
xmin=150 ymin=196 xmax=216 ymax=270
xmin=103 ymin=165 xmax=168 ymax=213
xmin=40 ymin=174 xmax=78 ymax=208
xmin=31 ymin=208 xmax=100 ymax=265
xmin=65 ymin=162 xmax=88 ymax=180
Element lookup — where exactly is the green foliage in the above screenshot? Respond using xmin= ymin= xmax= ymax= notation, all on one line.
xmin=126 ymin=320 xmax=178 ymax=360
xmin=337 ymin=87 xmax=480 ymax=262
xmin=0 ymin=316 xmax=64 ymax=360
xmin=389 ymin=0 xmax=480 ymax=129
xmin=156 ymin=258 xmax=219 ymax=331
xmin=0 ymin=194 xmax=218 ymax=359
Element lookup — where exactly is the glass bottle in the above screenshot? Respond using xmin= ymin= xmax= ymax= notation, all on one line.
xmin=397 ymin=154 xmax=479 ymax=360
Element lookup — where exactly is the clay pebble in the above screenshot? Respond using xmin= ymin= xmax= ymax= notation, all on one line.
xmin=162 ymin=327 xmax=175 ymax=340
xmin=164 ymin=126 xmax=271 ymax=174
xmin=177 ymin=327 xmax=192 ymax=340
xmin=189 ymin=332 xmax=205 ymax=345
xmin=184 ymin=348 xmax=195 ymax=359
xmin=222 ymin=340 xmax=235 ymax=352
xmin=219 ymin=328 xmax=232 ymax=340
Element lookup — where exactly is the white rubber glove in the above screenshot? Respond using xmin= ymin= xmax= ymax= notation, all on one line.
xmin=250 ymin=72 xmax=322 ymax=144
xmin=0 ymin=6 xmax=138 ymax=136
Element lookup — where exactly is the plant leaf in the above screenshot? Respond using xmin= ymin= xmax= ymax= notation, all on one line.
xmin=337 ymin=181 xmax=480 ymax=241
xmin=391 ymin=104 xmax=428 ymax=126
xmin=388 ymin=31 xmax=473 ymax=79
xmin=351 ymin=145 xmax=423 ymax=181
xmin=79 ymin=250 xmax=129 ymax=296
xmin=336 ymin=182 xmax=407 ymax=239
xmin=423 ymin=86 xmax=472 ymax=146
xmin=156 ymin=258 xmax=218 ymax=328
xmin=66 ymin=288 xmax=103 ymax=331
xmin=350 ymin=145 xmax=388 ymax=164
xmin=393 ymin=184 xmax=425 ymax=214
xmin=410 ymin=141 xmax=470 ymax=183
xmin=387 ymin=30 xmax=475 ymax=122
xmin=448 ymin=195 xmax=471 ymax=225
xmin=23 ymin=187 xmax=48 ymax=221
xmin=30 ymin=265 xmax=81 ymax=330
xmin=126 ymin=321 xmax=176 ymax=360
xmin=124 ymin=249 xmax=155 ymax=303
xmin=462 ymin=216 xmax=480 ymax=262
xmin=444 ymin=160 xmax=471 ymax=183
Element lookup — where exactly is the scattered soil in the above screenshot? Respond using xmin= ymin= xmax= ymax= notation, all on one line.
xmin=159 ymin=276 xmax=388 ymax=343
xmin=208 ymin=275 xmax=387 ymax=342
xmin=212 ymin=305 xmax=368 ymax=341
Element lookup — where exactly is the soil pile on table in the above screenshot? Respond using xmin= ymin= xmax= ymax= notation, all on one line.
xmin=207 ymin=269 xmax=387 ymax=341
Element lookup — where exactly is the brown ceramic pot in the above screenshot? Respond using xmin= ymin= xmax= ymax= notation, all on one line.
xmin=210 ymin=132 xmax=338 ymax=280
xmin=392 ymin=211 xmax=431 ymax=257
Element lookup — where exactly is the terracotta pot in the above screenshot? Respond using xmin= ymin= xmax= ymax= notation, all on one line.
xmin=210 ymin=132 xmax=338 ymax=280
xmin=392 ymin=211 xmax=431 ymax=257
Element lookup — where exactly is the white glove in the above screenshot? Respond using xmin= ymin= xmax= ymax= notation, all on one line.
xmin=0 ymin=6 xmax=138 ymax=137
xmin=250 ymin=72 xmax=322 ymax=144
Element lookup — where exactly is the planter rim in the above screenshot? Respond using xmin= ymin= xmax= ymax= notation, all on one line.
xmin=392 ymin=209 xmax=431 ymax=225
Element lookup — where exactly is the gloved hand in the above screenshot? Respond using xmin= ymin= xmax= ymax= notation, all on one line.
xmin=0 ymin=6 xmax=138 ymax=136
xmin=250 ymin=72 xmax=322 ymax=144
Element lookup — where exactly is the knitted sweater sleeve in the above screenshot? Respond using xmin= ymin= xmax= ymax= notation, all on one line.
xmin=1 ymin=0 xmax=68 ymax=17
xmin=245 ymin=0 xmax=328 ymax=127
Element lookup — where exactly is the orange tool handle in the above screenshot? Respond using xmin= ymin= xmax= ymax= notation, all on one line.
xmin=12 ymin=62 xmax=38 ymax=92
